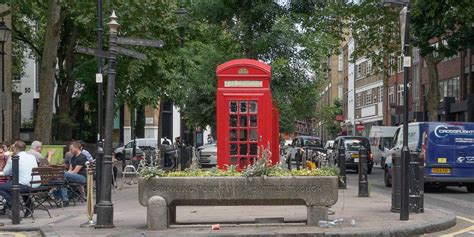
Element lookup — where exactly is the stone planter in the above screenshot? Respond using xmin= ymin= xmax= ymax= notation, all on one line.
xmin=138 ymin=176 xmax=338 ymax=230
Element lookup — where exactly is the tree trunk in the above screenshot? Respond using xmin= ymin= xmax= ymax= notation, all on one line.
xmin=57 ymin=19 xmax=78 ymax=141
xmin=425 ymin=54 xmax=441 ymax=121
xmin=33 ymin=0 xmax=65 ymax=144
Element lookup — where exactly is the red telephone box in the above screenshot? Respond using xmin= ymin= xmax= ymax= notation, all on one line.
xmin=216 ymin=59 xmax=278 ymax=169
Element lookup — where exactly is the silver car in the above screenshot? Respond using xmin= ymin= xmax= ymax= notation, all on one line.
xmin=114 ymin=138 xmax=159 ymax=161
xmin=198 ymin=143 xmax=217 ymax=167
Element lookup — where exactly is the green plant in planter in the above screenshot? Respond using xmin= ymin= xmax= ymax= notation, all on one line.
xmin=139 ymin=145 xmax=339 ymax=180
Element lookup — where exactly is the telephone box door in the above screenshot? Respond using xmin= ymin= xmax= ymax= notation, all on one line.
xmin=221 ymin=96 xmax=265 ymax=170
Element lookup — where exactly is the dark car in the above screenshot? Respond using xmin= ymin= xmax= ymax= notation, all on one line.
xmin=330 ymin=136 xmax=373 ymax=174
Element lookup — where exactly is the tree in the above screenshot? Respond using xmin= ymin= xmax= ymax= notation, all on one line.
xmin=411 ymin=0 xmax=474 ymax=121
xmin=317 ymin=99 xmax=343 ymax=139
xmin=33 ymin=0 xmax=66 ymax=144
xmin=169 ymin=0 xmax=340 ymax=133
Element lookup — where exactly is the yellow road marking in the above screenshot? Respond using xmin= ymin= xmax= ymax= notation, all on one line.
xmin=457 ymin=216 xmax=474 ymax=224
xmin=439 ymin=216 xmax=474 ymax=237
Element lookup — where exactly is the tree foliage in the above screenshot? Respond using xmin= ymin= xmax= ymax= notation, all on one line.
xmin=411 ymin=0 xmax=474 ymax=121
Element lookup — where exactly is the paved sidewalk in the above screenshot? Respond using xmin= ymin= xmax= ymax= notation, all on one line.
xmin=0 ymin=178 xmax=456 ymax=236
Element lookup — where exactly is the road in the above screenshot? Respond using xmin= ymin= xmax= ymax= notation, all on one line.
xmin=346 ymin=166 xmax=474 ymax=237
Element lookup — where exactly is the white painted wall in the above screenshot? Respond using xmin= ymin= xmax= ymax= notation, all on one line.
xmin=18 ymin=50 xmax=39 ymax=126
xmin=347 ymin=38 xmax=355 ymax=129
xmin=172 ymin=105 xmax=181 ymax=140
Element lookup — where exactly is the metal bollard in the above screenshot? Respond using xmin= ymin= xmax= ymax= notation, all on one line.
xmin=11 ymin=155 xmax=20 ymax=224
xmin=409 ymin=152 xmax=424 ymax=213
xmin=338 ymin=147 xmax=346 ymax=189
xmin=358 ymin=147 xmax=369 ymax=197
xmin=81 ymin=162 xmax=96 ymax=227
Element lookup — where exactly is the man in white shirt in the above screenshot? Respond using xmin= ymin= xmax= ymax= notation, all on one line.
xmin=0 ymin=140 xmax=40 ymax=213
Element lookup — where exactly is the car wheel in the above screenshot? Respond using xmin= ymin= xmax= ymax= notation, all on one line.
xmin=384 ymin=167 xmax=392 ymax=187
xmin=467 ymin=185 xmax=474 ymax=193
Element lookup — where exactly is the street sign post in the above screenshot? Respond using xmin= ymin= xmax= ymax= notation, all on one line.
xmin=118 ymin=37 xmax=164 ymax=48
xmin=75 ymin=45 xmax=109 ymax=58
xmin=116 ymin=47 xmax=147 ymax=60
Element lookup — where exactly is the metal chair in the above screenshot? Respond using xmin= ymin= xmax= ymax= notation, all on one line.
xmin=121 ymin=165 xmax=138 ymax=189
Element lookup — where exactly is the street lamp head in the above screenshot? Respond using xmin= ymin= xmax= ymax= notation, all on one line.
xmin=107 ymin=11 xmax=120 ymax=33
xmin=0 ymin=21 xmax=11 ymax=43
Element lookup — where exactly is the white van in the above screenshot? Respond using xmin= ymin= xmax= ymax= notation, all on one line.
xmin=369 ymin=126 xmax=398 ymax=168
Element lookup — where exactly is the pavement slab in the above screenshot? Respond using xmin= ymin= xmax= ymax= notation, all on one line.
xmin=0 ymin=178 xmax=456 ymax=236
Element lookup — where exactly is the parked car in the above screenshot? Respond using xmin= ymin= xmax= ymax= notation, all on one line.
xmin=368 ymin=126 xmax=397 ymax=168
xmin=286 ymin=136 xmax=324 ymax=166
xmin=114 ymin=138 xmax=161 ymax=161
xmin=384 ymin=122 xmax=474 ymax=192
xmin=197 ymin=143 xmax=217 ymax=167
xmin=329 ymin=136 xmax=373 ymax=174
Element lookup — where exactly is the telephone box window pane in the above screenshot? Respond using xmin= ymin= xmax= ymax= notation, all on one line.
xmin=230 ymin=129 xmax=238 ymax=141
xmin=230 ymin=143 xmax=237 ymax=155
xmin=239 ymin=129 xmax=248 ymax=141
xmin=230 ymin=101 xmax=238 ymax=113
xmin=250 ymin=129 xmax=258 ymax=141
xmin=250 ymin=115 xmax=257 ymax=127
xmin=240 ymin=143 xmax=248 ymax=155
xmin=240 ymin=158 xmax=249 ymax=168
xmin=230 ymin=115 xmax=238 ymax=127
xmin=249 ymin=101 xmax=257 ymax=113
xmin=240 ymin=115 xmax=248 ymax=127
xmin=230 ymin=156 xmax=238 ymax=165
xmin=240 ymin=101 xmax=248 ymax=113
xmin=250 ymin=143 xmax=258 ymax=155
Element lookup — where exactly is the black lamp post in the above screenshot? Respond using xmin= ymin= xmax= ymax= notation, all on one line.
xmin=382 ymin=0 xmax=411 ymax=221
xmin=96 ymin=11 xmax=118 ymax=228
xmin=0 ymin=20 xmax=11 ymax=143
xmin=95 ymin=0 xmax=104 ymax=211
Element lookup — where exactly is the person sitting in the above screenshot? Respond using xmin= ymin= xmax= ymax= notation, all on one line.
xmin=79 ymin=141 xmax=94 ymax=162
xmin=28 ymin=140 xmax=55 ymax=166
xmin=0 ymin=145 xmax=10 ymax=185
xmin=58 ymin=141 xmax=88 ymax=207
xmin=0 ymin=141 xmax=40 ymax=216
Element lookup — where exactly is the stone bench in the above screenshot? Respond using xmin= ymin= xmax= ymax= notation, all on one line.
xmin=138 ymin=176 xmax=338 ymax=230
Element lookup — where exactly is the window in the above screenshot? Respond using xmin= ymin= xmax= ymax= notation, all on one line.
xmin=356 ymin=93 xmax=361 ymax=107
xmin=397 ymin=56 xmax=404 ymax=73
xmin=388 ymin=56 xmax=396 ymax=75
xmin=439 ymin=77 xmax=460 ymax=101
xmin=389 ymin=86 xmax=395 ymax=104
xmin=379 ymin=86 xmax=384 ymax=103
xmin=338 ymin=85 xmax=343 ymax=99
xmin=338 ymin=54 xmax=343 ymax=71
xmin=398 ymin=84 xmax=404 ymax=106
xmin=366 ymin=89 xmax=373 ymax=105
xmin=366 ymin=59 xmax=373 ymax=76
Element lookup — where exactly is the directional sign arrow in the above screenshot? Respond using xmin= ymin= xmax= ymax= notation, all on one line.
xmin=75 ymin=45 xmax=109 ymax=58
xmin=116 ymin=47 xmax=147 ymax=60
xmin=118 ymin=37 xmax=164 ymax=48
